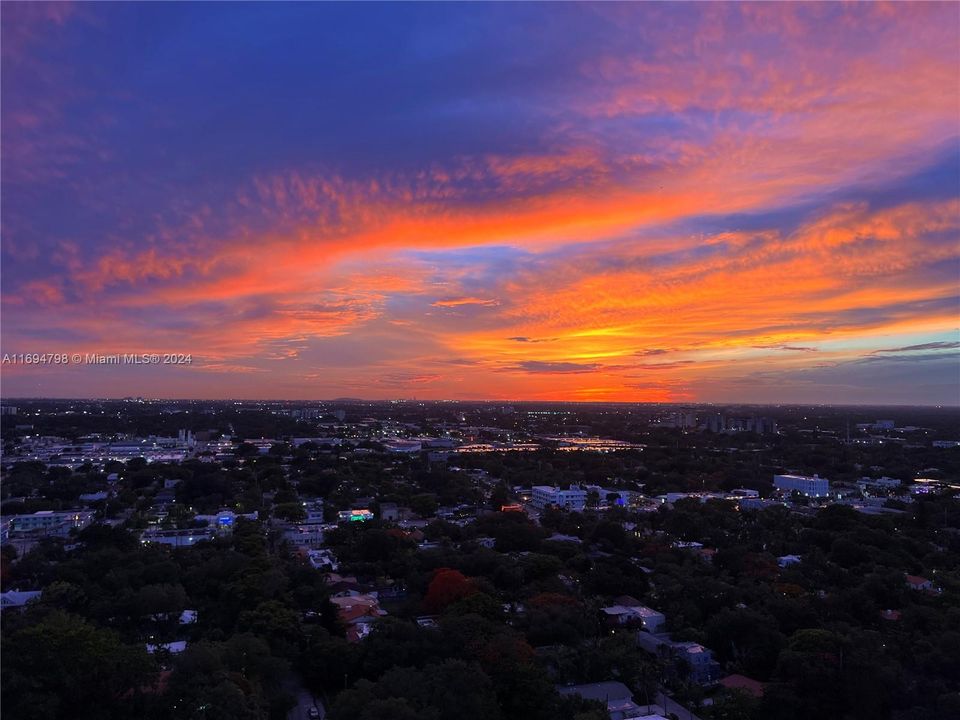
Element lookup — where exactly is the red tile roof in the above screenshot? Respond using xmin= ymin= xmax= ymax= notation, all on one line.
xmin=719 ymin=674 xmax=765 ymax=699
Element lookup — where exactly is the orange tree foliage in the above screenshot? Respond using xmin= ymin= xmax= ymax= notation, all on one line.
xmin=423 ymin=567 xmax=477 ymax=612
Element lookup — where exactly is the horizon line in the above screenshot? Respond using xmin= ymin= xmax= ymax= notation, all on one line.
xmin=1 ymin=396 xmax=957 ymax=410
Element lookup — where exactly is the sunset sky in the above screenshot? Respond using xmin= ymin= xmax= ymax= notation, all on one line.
xmin=2 ymin=2 xmax=958 ymax=404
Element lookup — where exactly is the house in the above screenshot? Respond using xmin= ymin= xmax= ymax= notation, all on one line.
xmin=637 ymin=634 xmax=720 ymax=685
xmin=179 ymin=609 xmax=198 ymax=624
xmin=346 ymin=624 xmax=373 ymax=643
xmin=905 ymin=574 xmax=932 ymax=591
xmin=603 ymin=605 xmax=636 ymax=625
xmin=330 ymin=584 xmax=374 ymax=599
xmin=331 ymin=596 xmax=384 ymax=619
xmin=557 ymin=681 xmax=660 ymax=720
xmin=601 ymin=604 xmax=665 ymax=633
xmin=284 ymin=525 xmax=325 ymax=548
xmin=672 ymin=642 xmax=721 ymax=684
xmin=719 ymin=674 xmax=765 ymax=699
xmin=0 ymin=590 xmax=42 ymax=612
xmin=376 ymin=583 xmax=408 ymax=601
xmin=326 ymin=576 xmax=373 ymax=597
xmin=304 ymin=548 xmax=339 ymax=571
xmin=330 ymin=594 xmax=387 ymax=643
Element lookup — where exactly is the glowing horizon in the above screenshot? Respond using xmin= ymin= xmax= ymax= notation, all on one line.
xmin=2 ymin=2 xmax=958 ymax=404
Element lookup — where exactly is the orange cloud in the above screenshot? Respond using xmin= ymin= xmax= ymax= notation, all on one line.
xmin=431 ymin=297 xmax=499 ymax=308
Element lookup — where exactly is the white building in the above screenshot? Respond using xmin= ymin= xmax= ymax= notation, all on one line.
xmin=284 ymin=525 xmax=325 ymax=548
xmin=9 ymin=510 xmax=94 ymax=535
xmin=305 ymin=548 xmax=339 ymax=571
xmin=531 ymin=485 xmax=587 ymax=511
xmin=773 ymin=474 xmax=829 ymax=498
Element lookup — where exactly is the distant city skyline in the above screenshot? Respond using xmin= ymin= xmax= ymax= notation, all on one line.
xmin=0 ymin=396 xmax=955 ymax=410
xmin=2 ymin=3 xmax=958 ymax=405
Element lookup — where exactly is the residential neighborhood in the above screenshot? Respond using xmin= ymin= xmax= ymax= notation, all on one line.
xmin=0 ymin=399 xmax=957 ymax=720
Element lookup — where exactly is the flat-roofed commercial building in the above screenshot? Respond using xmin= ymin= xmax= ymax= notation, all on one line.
xmin=531 ymin=485 xmax=586 ymax=511
xmin=774 ymin=474 xmax=829 ymax=498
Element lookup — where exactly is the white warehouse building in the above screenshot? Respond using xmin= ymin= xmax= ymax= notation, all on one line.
xmin=774 ymin=474 xmax=830 ymax=498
